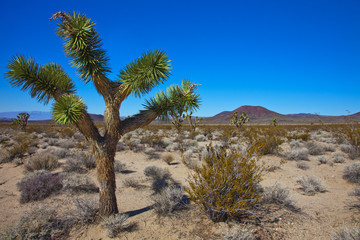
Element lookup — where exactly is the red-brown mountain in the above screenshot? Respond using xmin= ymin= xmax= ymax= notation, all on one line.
xmin=206 ymin=105 xmax=285 ymax=123
xmin=204 ymin=106 xmax=360 ymax=124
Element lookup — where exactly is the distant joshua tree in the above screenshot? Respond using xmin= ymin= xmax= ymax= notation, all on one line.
xmin=166 ymin=80 xmax=201 ymax=132
xmin=272 ymin=117 xmax=278 ymax=127
xmin=230 ymin=111 xmax=249 ymax=128
xmin=12 ymin=112 xmax=30 ymax=131
xmin=5 ymin=11 xmax=199 ymax=216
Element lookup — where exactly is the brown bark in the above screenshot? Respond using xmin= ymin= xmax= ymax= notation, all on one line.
xmin=95 ymin=146 xmax=119 ymax=216
xmin=119 ymin=110 xmax=158 ymax=135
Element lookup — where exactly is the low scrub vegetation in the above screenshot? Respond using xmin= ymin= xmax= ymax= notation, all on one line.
xmin=343 ymin=162 xmax=360 ymax=183
xmin=187 ymin=145 xmax=263 ymax=222
xmin=295 ymin=175 xmax=327 ymax=195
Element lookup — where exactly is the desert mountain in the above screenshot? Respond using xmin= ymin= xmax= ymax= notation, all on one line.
xmin=204 ymin=106 xmax=360 ymax=124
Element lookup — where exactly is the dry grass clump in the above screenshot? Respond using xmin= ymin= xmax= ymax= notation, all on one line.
xmin=70 ymin=198 xmax=99 ymax=225
xmin=340 ymin=144 xmax=359 ymax=160
xmin=162 ymin=153 xmax=175 ymax=165
xmin=122 ymin=178 xmax=143 ymax=189
xmin=62 ymin=173 xmax=98 ymax=193
xmin=152 ymin=185 xmax=188 ymax=216
xmin=262 ymin=183 xmax=295 ymax=208
xmin=222 ymin=226 xmax=255 ymax=240
xmin=18 ymin=172 xmax=63 ymax=203
xmin=317 ymin=156 xmax=331 ymax=165
xmin=187 ymin=146 xmax=263 ymax=222
xmin=332 ymin=224 xmax=360 ymax=240
xmin=144 ymin=165 xmax=171 ymax=180
xmin=295 ymin=175 xmax=327 ymax=195
xmin=343 ymin=162 xmax=360 ymax=183
xmin=24 ymin=151 xmax=59 ymax=172
xmin=0 ymin=205 xmax=72 ymax=240
xmin=306 ymin=142 xmax=324 ymax=156
xmin=101 ymin=214 xmax=135 ymax=238
xmin=286 ymin=146 xmax=309 ymax=161
xmin=114 ymin=161 xmax=127 ymax=173
xmin=333 ymin=153 xmax=347 ymax=163
xmin=297 ymin=161 xmax=310 ymax=170
xmin=0 ymin=148 xmax=11 ymax=163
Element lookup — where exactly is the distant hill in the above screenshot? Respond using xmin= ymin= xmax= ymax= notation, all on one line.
xmin=204 ymin=106 xmax=360 ymax=124
xmin=0 ymin=112 xmax=104 ymax=123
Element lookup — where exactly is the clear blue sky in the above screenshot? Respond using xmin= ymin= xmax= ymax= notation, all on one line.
xmin=1 ymin=0 xmax=359 ymax=117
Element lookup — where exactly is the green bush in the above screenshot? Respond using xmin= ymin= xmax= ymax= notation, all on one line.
xmin=186 ymin=145 xmax=263 ymax=222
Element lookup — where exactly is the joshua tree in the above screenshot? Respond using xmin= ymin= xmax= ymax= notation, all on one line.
xmin=164 ymin=80 xmax=201 ymax=132
xmin=272 ymin=117 xmax=278 ymax=127
xmin=230 ymin=111 xmax=249 ymax=129
xmin=5 ymin=11 xmax=193 ymax=216
xmin=12 ymin=112 xmax=30 ymax=131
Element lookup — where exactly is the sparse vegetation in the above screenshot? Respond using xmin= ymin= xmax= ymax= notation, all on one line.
xmin=18 ymin=172 xmax=63 ymax=203
xmin=295 ymin=175 xmax=327 ymax=195
xmin=24 ymin=151 xmax=59 ymax=172
xmin=343 ymin=162 xmax=360 ymax=183
xmin=187 ymin=145 xmax=263 ymax=222
xmin=332 ymin=225 xmax=360 ymax=240
xmin=152 ymin=185 xmax=187 ymax=216
xmin=101 ymin=214 xmax=134 ymax=238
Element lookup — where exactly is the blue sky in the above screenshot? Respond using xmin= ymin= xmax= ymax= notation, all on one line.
xmin=1 ymin=0 xmax=359 ymax=117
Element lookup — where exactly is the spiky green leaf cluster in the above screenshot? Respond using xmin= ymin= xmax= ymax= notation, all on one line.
xmin=144 ymin=79 xmax=200 ymax=120
xmin=119 ymin=50 xmax=171 ymax=97
xmin=5 ymin=55 xmax=75 ymax=104
xmin=143 ymin=90 xmax=170 ymax=119
xmin=52 ymin=95 xmax=86 ymax=124
xmin=55 ymin=12 xmax=110 ymax=83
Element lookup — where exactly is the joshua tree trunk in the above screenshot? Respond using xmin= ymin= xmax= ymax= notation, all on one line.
xmin=95 ymin=147 xmax=119 ymax=216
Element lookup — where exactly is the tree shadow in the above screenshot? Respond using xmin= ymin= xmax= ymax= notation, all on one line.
xmin=124 ymin=205 xmax=153 ymax=217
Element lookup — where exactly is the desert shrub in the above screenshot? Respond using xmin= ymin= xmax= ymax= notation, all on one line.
xmin=222 ymin=226 xmax=255 ymax=240
xmin=286 ymin=147 xmax=309 ymax=161
xmin=195 ymin=134 xmax=206 ymax=142
xmin=332 ymin=225 xmax=360 ymax=240
xmin=62 ymin=173 xmax=98 ymax=193
xmin=16 ymin=170 xmax=50 ymax=189
xmin=54 ymin=139 xmax=76 ymax=149
xmin=18 ymin=172 xmax=63 ymax=203
xmin=8 ymin=141 xmax=30 ymax=160
xmin=71 ymin=198 xmax=99 ymax=224
xmin=0 ymin=205 xmax=71 ymax=239
xmin=101 ymin=214 xmax=133 ymax=238
xmin=333 ymin=153 xmax=347 ymax=163
xmin=24 ymin=151 xmax=59 ymax=172
xmin=341 ymin=121 xmax=360 ymax=153
xmin=123 ymin=178 xmax=142 ymax=189
xmin=287 ymin=132 xmax=310 ymax=142
xmin=80 ymin=152 xmax=96 ymax=169
xmin=262 ymin=183 xmax=295 ymax=208
xmin=162 ymin=153 xmax=175 ymax=165
xmin=306 ymin=142 xmax=324 ymax=156
xmin=187 ymin=146 xmax=263 ymax=222
xmin=343 ymin=162 xmax=360 ymax=183
xmin=114 ymin=161 xmax=127 ymax=173
xmin=297 ymin=161 xmax=309 ymax=170
xmin=340 ymin=143 xmax=360 ymax=159
xmin=63 ymin=158 xmax=85 ymax=173
xmin=317 ymin=156 xmax=330 ymax=165
xmin=0 ymin=148 xmax=11 ymax=163
xmin=144 ymin=166 xmax=171 ymax=180
xmin=324 ymin=144 xmax=336 ymax=152
xmin=295 ymin=175 xmax=327 ymax=195
xmin=183 ymin=149 xmax=194 ymax=161
xmin=116 ymin=141 xmax=127 ymax=151
xmin=152 ymin=185 xmax=187 ymax=216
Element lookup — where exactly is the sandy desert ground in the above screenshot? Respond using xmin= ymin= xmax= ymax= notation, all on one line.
xmin=0 ymin=124 xmax=359 ymax=239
